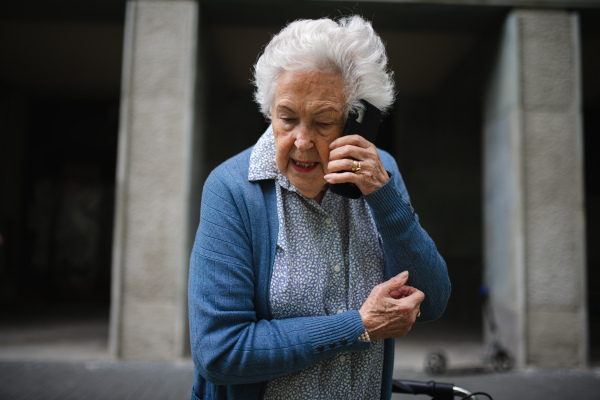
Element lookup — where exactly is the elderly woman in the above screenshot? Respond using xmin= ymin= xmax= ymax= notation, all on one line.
xmin=188 ymin=15 xmax=450 ymax=400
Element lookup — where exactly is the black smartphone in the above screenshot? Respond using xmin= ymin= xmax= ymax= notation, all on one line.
xmin=330 ymin=99 xmax=382 ymax=199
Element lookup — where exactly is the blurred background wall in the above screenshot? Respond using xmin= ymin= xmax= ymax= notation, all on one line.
xmin=0 ymin=0 xmax=598 ymax=368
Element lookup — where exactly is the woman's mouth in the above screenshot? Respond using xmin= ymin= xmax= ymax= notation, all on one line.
xmin=291 ymin=159 xmax=319 ymax=171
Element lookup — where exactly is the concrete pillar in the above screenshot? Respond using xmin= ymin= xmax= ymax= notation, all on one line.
xmin=483 ymin=9 xmax=586 ymax=368
xmin=109 ymin=0 xmax=199 ymax=360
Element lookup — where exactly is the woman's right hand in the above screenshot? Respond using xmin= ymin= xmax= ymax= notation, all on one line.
xmin=359 ymin=271 xmax=424 ymax=341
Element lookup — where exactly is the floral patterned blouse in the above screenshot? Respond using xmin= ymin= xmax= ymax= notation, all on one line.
xmin=248 ymin=127 xmax=386 ymax=399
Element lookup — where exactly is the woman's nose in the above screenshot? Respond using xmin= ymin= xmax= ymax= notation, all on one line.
xmin=294 ymin=126 xmax=314 ymax=150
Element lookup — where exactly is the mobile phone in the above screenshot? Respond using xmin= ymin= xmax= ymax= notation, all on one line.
xmin=330 ymin=99 xmax=382 ymax=199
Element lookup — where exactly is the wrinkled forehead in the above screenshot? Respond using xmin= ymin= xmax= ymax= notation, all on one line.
xmin=274 ymin=69 xmax=347 ymax=114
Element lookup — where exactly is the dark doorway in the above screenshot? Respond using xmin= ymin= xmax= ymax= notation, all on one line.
xmin=199 ymin=0 xmax=509 ymax=363
xmin=0 ymin=1 xmax=125 ymax=359
xmin=580 ymin=9 xmax=600 ymax=367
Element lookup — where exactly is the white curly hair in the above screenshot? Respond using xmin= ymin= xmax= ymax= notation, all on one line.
xmin=253 ymin=15 xmax=396 ymax=119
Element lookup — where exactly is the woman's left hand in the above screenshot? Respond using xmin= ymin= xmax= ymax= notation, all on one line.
xmin=324 ymin=134 xmax=389 ymax=196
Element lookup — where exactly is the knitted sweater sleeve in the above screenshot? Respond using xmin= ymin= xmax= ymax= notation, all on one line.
xmin=188 ymin=164 xmax=369 ymax=386
xmin=365 ymin=150 xmax=451 ymax=321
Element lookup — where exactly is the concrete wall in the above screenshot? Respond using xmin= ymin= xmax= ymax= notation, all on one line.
xmin=109 ymin=0 xmax=199 ymax=360
xmin=483 ymin=9 xmax=587 ymax=368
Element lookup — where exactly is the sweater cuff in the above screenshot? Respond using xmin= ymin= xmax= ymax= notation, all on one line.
xmin=364 ymin=174 xmax=416 ymax=235
xmin=305 ymin=310 xmax=370 ymax=354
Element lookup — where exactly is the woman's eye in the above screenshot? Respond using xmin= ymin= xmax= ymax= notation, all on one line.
xmin=318 ymin=122 xmax=336 ymax=129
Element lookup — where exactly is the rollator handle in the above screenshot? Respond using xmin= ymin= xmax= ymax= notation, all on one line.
xmin=392 ymin=379 xmax=455 ymax=400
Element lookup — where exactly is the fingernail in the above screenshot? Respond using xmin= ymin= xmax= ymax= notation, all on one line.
xmin=400 ymin=270 xmax=409 ymax=279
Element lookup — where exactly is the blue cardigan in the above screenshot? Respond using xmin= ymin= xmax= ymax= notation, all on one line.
xmin=188 ymin=145 xmax=450 ymax=400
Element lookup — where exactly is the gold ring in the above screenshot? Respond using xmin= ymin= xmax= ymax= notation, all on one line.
xmin=352 ymin=161 xmax=362 ymax=174
xmin=416 ymin=308 xmax=421 ymax=318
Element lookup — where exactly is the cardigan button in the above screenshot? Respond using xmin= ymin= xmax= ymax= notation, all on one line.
xmin=317 ymin=345 xmax=324 ymax=352
xmin=329 ymin=342 xmax=335 ymax=349
xmin=340 ymin=339 xmax=348 ymax=345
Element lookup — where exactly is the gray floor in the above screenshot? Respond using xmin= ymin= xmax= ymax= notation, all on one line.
xmin=0 ymin=360 xmax=194 ymax=400
xmin=1 ymin=310 xmax=599 ymax=400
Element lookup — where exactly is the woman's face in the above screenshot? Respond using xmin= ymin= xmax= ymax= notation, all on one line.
xmin=272 ymin=70 xmax=345 ymax=202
